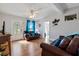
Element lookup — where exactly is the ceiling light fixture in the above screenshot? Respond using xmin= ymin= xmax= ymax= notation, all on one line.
xmin=29 ymin=9 xmax=36 ymax=19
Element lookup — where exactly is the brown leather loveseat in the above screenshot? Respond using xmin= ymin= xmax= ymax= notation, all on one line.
xmin=40 ymin=35 xmax=79 ymax=56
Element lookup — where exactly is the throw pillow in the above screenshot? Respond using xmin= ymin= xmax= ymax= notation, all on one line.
xmin=54 ymin=39 xmax=62 ymax=47
xmin=51 ymin=36 xmax=64 ymax=47
xmin=51 ymin=39 xmax=57 ymax=45
xmin=58 ymin=37 xmax=71 ymax=50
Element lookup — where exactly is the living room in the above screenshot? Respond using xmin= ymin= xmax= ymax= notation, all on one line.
xmin=0 ymin=3 xmax=79 ymax=56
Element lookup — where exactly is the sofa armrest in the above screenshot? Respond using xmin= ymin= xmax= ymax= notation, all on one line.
xmin=40 ymin=43 xmax=71 ymax=56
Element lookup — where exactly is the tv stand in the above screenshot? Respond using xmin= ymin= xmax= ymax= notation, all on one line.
xmin=0 ymin=34 xmax=11 ymax=56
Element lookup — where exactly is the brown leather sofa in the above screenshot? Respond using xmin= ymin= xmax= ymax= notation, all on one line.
xmin=40 ymin=35 xmax=79 ymax=56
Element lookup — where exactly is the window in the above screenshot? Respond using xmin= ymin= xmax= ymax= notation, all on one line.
xmin=26 ymin=20 xmax=35 ymax=33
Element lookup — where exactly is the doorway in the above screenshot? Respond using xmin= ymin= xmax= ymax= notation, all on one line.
xmin=43 ymin=21 xmax=49 ymax=43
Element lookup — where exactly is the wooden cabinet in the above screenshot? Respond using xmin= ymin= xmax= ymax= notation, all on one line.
xmin=0 ymin=34 xmax=11 ymax=56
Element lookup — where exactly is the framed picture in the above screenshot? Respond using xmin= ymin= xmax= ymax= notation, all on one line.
xmin=65 ymin=14 xmax=77 ymax=21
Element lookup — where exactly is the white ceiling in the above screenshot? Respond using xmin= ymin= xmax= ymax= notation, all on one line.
xmin=0 ymin=3 xmax=79 ymax=19
xmin=66 ymin=3 xmax=79 ymax=8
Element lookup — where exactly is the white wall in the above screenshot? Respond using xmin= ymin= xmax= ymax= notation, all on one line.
xmin=50 ymin=15 xmax=64 ymax=40
xmin=49 ymin=8 xmax=79 ymax=42
xmin=0 ymin=12 xmax=26 ymax=41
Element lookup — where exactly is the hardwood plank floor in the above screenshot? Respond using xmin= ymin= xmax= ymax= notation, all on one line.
xmin=11 ymin=39 xmax=44 ymax=56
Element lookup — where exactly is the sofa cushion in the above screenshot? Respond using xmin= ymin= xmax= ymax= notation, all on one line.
xmin=58 ymin=37 xmax=71 ymax=50
xmin=51 ymin=36 xmax=64 ymax=47
xmin=66 ymin=36 xmax=79 ymax=55
xmin=51 ymin=39 xmax=62 ymax=47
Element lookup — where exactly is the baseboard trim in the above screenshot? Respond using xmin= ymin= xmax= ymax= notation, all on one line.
xmin=11 ymin=39 xmax=24 ymax=42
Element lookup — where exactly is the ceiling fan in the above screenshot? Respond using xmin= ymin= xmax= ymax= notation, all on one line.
xmin=29 ymin=8 xmax=43 ymax=19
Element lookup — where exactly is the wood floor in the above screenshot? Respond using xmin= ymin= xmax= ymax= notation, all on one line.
xmin=11 ymin=39 xmax=44 ymax=56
